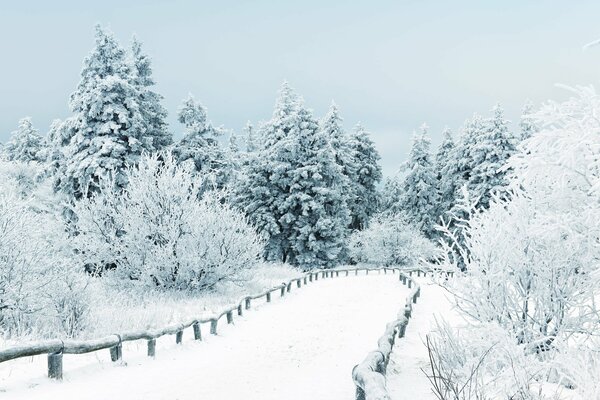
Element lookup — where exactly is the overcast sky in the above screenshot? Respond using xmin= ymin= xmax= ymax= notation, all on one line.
xmin=2 ymin=1 xmax=600 ymax=176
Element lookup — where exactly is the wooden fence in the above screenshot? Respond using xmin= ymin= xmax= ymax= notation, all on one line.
xmin=0 ymin=266 xmax=436 ymax=382
xmin=352 ymin=268 xmax=431 ymax=400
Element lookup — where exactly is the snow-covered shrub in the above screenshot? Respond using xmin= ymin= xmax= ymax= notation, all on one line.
xmin=425 ymin=320 xmax=572 ymax=400
xmin=73 ymin=152 xmax=265 ymax=292
xmin=436 ymin=85 xmax=600 ymax=397
xmin=0 ymin=167 xmax=84 ymax=338
xmin=349 ymin=213 xmax=436 ymax=267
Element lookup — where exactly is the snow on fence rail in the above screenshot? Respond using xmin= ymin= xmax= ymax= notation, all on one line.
xmin=0 ymin=266 xmax=439 ymax=382
xmin=351 ymin=268 xmax=438 ymax=400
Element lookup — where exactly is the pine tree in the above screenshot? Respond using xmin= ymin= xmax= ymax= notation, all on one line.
xmin=57 ymin=25 xmax=156 ymax=199
xmin=319 ymin=102 xmax=355 ymax=226
xmin=349 ymin=123 xmax=383 ymax=229
xmin=399 ymin=124 xmax=439 ymax=238
xmin=130 ymin=36 xmax=172 ymax=149
xmin=519 ymin=101 xmax=538 ymax=141
xmin=172 ymin=94 xmax=229 ymax=189
xmin=379 ymin=174 xmax=403 ymax=216
xmin=468 ymin=104 xmax=518 ymax=209
xmin=434 ymin=127 xmax=455 ymax=221
xmin=244 ymin=121 xmax=258 ymax=153
xmin=236 ymin=82 xmax=300 ymax=263
xmin=286 ymin=106 xmax=350 ymax=268
xmin=3 ymin=117 xmax=45 ymax=162
xmin=236 ymin=82 xmax=349 ymax=268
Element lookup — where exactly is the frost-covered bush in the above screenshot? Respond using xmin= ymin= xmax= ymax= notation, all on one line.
xmin=349 ymin=213 xmax=436 ymax=267
xmin=0 ymin=165 xmax=88 ymax=338
xmin=435 ymin=85 xmax=600 ymax=397
xmin=73 ymin=153 xmax=265 ymax=292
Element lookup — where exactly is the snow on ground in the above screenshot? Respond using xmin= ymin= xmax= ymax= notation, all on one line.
xmin=0 ymin=273 xmax=408 ymax=400
xmin=386 ymin=277 xmax=463 ymax=400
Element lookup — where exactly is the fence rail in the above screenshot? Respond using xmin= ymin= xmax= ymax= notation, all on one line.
xmin=0 ymin=266 xmax=443 ymax=382
xmin=352 ymin=268 xmax=431 ymax=400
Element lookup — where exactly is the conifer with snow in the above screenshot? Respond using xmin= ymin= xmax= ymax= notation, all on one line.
xmin=519 ymin=101 xmax=538 ymax=141
xmin=172 ymin=94 xmax=229 ymax=189
xmin=56 ymin=26 xmax=159 ymax=199
xmin=434 ymin=127 xmax=455 ymax=220
xmin=244 ymin=121 xmax=258 ymax=153
xmin=399 ymin=124 xmax=439 ymax=238
xmin=468 ymin=104 xmax=518 ymax=209
xmin=348 ymin=123 xmax=382 ymax=229
xmin=3 ymin=118 xmax=45 ymax=163
xmin=130 ymin=36 xmax=172 ymax=150
xmin=236 ymin=82 xmax=349 ymax=268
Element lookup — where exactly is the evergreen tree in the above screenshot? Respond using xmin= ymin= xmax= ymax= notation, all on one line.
xmin=244 ymin=121 xmax=258 ymax=153
xmin=319 ymin=102 xmax=354 ymax=225
xmin=57 ymin=25 xmax=157 ymax=199
xmin=434 ymin=127 xmax=455 ymax=220
xmin=130 ymin=36 xmax=172 ymax=149
xmin=3 ymin=117 xmax=45 ymax=162
xmin=349 ymin=123 xmax=383 ymax=229
xmin=236 ymin=82 xmax=349 ymax=268
xmin=399 ymin=124 xmax=439 ymax=238
xmin=519 ymin=101 xmax=538 ymax=141
xmin=172 ymin=94 xmax=229 ymax=189
xmin=379 ymin=174 xmax=403 ymax=216
xmin=468 ymin=104 xmax=518 ymax=209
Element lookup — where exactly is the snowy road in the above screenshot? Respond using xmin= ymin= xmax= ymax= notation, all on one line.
xmin=1 ymin=273 xmax=408 ymax=400
xmin=386 ymin=279 xmax=460 ymax=400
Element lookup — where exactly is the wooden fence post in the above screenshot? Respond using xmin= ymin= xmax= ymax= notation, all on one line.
xmin=408 ymin=279 xmax=412 ymax=288
xmin=48 ymin=351 xmax=63 ymax=380
xmin=266 ymin=292 xmax=272 ymax=302
xmin=237 ymin=303 xmax=243 ymax=316
xmin=304 ymin=276 xmax=308 ymax=285
xmin=309 ymin=274 xmax=313 ymax=282
xmin=336 ymin=271 xmax=339 ymax=277
xmin=355 ymin=269 xmax=358 ymax=276
xmin=193 ymin=323 xmax=202 ymax=341
xmin=297 ymin=279 xmax=301 ymax=288
xmin=176 ymin=330 xmax=183 ymax=344
xmin=280 ymin=286 xmax=286 ymax=297
xmin=110 ymin=342 xmax=122 ymax=362
xmin=227 ymin=311 xmax=233 ymax=324
xmin=287 ymin=282 xmax=292 ymax=292
xmin=147 ymin=339 xmax=156 ymax=357
xmin=346 ymin=270 xmax=349 ymax=277
xmin=210 ymin=319 xmax=218 ymax=335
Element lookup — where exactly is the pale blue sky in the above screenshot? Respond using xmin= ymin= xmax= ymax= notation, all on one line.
xmin=2 ymin=1 xmax=600 ymax=175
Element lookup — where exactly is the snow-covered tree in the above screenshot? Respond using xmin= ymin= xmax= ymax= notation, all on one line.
xmin=349 ymin=213 xmax=436 ymax=267
xmin=3 ymin=117 xmax=46 ymax=163
xmin=348 ymin=123 xmax=382 ymax=229
xmin=379 ymin=174 xmax=403 ymax=216
xmin=172 ymin=94 xmax=229 ymax=190
xmin=467 ymin=104 xmax=518 ymax=210
xmin=56 ymin=25 xmax=157 ymax=200
xmin=130 ymin=36 xmax=172 ymax=150
xmin=519 ymin=101 xmax=538 ymax=141
xmin=73 ymin=153 xmax=265 ymax=291
xmin=399 ymin=124 xmax=439 ymax=238
xmin=236 ymin=82 xmax=349 ymax=268
xmin=434 ymin=127 xmax=455 ymax=221
xmin=244 ymin=121 xmax=258 ymax=153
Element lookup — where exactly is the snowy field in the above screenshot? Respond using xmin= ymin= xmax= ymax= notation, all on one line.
xmin=0 ymin=273 xmax=410 ymax=400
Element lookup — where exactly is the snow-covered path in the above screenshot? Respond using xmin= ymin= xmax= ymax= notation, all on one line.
xmin=1 ymin=273 xmax=408 ymax=400
xmin=386 ymin=278 xmax=460 ymax=399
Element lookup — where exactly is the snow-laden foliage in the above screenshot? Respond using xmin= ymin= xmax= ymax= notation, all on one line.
xmin=348 ymin=123 xmax=383 ymax=229
xmin=519 ymin=101 xmax=539 ymax=141
xmin=235 ymin=82 xmax=350 ymax=268
xmin=398 ymin=124 xmax=439 ymax=238
xmin=349 ymin=213 xmax=436 ymax=267
xmin=3 ymin=118 xmax=46 ymax=163
xmin=73 ymin=153 xmax=265 ymax=291
xmin=172 ymin=94 xmax=230 ymax=191
xmin=0 ymin=162 xmax=89 ymax=338
xmin=244 ymin=120 xmax=258 ymax=153
xmin=56 ymin=25 xmax=167 ymax=200
xmin=130 ymin=36 xmax=172 ymax=150
xmin=436 ymin=85 xmax=600 ymax=398
xmin=433 ymin=127 xmax=455 ymax=223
